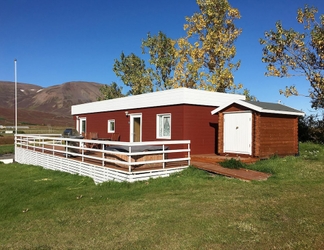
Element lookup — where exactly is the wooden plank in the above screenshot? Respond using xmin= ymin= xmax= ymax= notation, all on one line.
xmin=191 ymin=161 xmax=271 ymax=181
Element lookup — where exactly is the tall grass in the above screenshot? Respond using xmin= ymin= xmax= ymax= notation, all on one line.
xmin=0 ymin=142 xmax=323 ymax=249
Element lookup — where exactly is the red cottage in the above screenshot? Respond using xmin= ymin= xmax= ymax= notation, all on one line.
xmin=71 ymin=87 xmax=304 ymax=158
xmin=71 ymin=88 xmax=245 ymax=155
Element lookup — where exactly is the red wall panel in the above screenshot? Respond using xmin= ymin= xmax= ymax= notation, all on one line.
xmin=74 ymin=104 xmax=219 ymax=155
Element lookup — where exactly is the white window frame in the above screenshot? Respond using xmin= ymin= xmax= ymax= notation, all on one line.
xmin=108 ymin=119 xmax=115 ymax=133
xmin=156 ymin=113 xmax=171 ymax=139
xmin=78 ymin=117 xmax=86 ymax=134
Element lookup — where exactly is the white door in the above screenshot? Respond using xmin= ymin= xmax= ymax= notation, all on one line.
xmin=130 ymin=114 xmax=142 ymax=142
xmin=223 ymin=112 xmax=252 ymax=155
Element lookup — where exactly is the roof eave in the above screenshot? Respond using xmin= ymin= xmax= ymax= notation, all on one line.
xmin=211 ymin=100 xmax=305 ymax=116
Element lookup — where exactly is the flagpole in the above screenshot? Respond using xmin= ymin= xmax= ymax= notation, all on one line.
xmin=14 ymin=59 xmax=17 ymax=134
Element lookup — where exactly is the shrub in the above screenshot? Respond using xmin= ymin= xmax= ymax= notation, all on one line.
xmin=219 ymin=158 xmax=247 ymax=169
xmin=299 ymin=114 xmax=324 ymax=144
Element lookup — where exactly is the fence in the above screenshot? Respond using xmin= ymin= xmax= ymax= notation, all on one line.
xmin=14 ymin=134 xmax=190 ymax=183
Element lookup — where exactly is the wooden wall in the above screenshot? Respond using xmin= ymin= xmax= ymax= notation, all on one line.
xmin=256 ymin=113 xmax=299 ymax=158
xmin=74 ymin=104 xmax=219 ymax=155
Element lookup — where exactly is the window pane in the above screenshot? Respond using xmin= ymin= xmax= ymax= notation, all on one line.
xmin=159 ymin=116 xmax=163 ymax=137
xmin=110 ymin=121 xmax=114 ymax=131
xmin=163 ymin=116 xmax=170 ymax=136
xmin=108 ymin=120 xmax=115 ymax=133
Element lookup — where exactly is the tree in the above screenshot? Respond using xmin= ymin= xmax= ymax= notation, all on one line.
xmin=260 ymin=5 xmax=324 ymax=109
xmin=113 ymin=52 xmax=153 ymax=95
xmin=298 ymin=113 xmax=324 ymax=143
xmin=141 ymin=31 xmax=177 ymax=90
xmin=172 ymin=0 xmax=242 ymax=92
xmin=97 ymin=82 xmax=124 ymax=101
xmin=111 ymin=0 xmax=244 ymax=96
xmin=242 ymin=88 xmax=257 ymax=101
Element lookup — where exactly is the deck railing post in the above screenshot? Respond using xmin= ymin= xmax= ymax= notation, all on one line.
xmin=81 ymin=139 xmax=85 ymax=162
xmin=65 ymin=140 xmax=68 ymax=158
xmin=188 ymin=142 xmax=191 ymax=166
xmin=128 ymin=146 xmax=132 ymax=173
xmin=162 ymin=144 xmax=165 ymax=169
xmin=52 ymin=139 xmax=55 ymax=156
xmin=102 ymin=143 xmax=105 ymax=167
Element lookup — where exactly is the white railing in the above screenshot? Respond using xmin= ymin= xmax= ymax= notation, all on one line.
xmin=14 ymin=134 xmax=190 ymax=183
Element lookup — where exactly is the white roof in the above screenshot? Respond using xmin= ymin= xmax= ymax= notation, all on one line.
xmin=72 ymin=87 xmax=245 ymax=115
xmin=211 ymin=99 xmax=305 ymax=116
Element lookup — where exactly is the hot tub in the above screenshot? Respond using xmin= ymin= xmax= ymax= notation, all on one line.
xmin=104 ymin=145 xmax=168 ymax=168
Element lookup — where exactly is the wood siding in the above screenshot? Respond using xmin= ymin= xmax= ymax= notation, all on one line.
xmin=257 ymin=113 xmax=298 ymax=157
xmin=74 ymin=104 xmax=219 ymax=155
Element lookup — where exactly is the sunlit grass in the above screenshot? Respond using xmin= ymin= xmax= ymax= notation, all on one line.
xmin=0 ymin=143 xmax=323 ymax=249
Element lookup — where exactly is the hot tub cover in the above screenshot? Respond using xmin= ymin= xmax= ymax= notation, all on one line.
xmin=105 ymin=145 xmax=168 ymax=153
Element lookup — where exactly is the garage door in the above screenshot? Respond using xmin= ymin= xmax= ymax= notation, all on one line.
xmin=223 ymin=112 xmax=252 ymax=155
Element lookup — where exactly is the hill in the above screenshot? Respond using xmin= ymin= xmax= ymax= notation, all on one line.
xmin=0 ymin=81 xmax=103 ymax=127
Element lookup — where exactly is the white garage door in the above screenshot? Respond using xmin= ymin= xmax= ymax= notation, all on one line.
xmin=223 ymin=112 xmax=252 ymax=155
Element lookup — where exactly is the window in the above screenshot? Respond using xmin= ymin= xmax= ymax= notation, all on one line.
xmin=108 ymin=119 xmax=115 ymax=133
xmin=156 ymin=114 xmax=171 ymax=139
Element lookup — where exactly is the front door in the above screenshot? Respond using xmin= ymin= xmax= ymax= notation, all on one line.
xmin=223 ymin=112 xmax=252 ymax=155
xmin=78 ymin=117 xmax=86 ymax=135
xmin=130 ymin=114 xmax=142 ymax=142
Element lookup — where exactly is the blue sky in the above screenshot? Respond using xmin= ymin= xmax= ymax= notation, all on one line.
xmin=0 ymin=0 xmax=323 ymax=115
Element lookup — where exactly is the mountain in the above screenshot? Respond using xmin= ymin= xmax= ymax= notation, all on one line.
xmin=0 ymin=81 xmax=103 ymax=127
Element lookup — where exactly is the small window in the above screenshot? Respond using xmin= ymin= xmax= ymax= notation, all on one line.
xmin=156 ymin=114 xmax=171 ymax=139
xmin=108 ymin=119 xmax=115 ymax=133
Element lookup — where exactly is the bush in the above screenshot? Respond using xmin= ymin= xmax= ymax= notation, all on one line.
xmin=299 ymin=113 xmax=324 ymax=144
xmin=219 ymin=158 xmax=247 ymax=169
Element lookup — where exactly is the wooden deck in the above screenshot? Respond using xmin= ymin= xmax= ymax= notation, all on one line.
xmin=191 ymin=154 xmax=271 ymax=181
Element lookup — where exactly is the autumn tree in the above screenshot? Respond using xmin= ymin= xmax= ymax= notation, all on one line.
xmin=141 ymin=31 xmax=177 ymax=90
xmin=109 ymin=0 xmax=244 ymax=97
xmin=97 ymin=82 xmax=124 ymax=101
xmin=113 ymin=52 xmax=153 ymax=95
xmin=260 ymin=5 xmax=324 ymax=109
xmin=172 ymin=0 xmax=242 ymax=92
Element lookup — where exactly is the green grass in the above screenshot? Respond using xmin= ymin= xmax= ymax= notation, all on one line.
xmin=219 ymin=158 xmax=248 ymax=169
xmin=0 ymin=144 xmax=14 ymax=155
xmin=0 ymin=142 xmax=324 ymax=249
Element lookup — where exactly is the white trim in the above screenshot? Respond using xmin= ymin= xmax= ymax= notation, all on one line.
xmin=223 ymin=110 xmax=252 ymax=114
xmin=223 ymin=112 xmax=252 ymax=155
xmin=156 ymin=113 xmax=171 ymax=139
xmin=211 ymin=100 xmax=305 ymax=116
xmin=72 ymin=87 xmax=245 ymax=115
xmin=107 ymin=119 xmax=115 ymax=133
xmin=130 ymin=114 xmax=142 ymax=142
xmin=79 ymin=117 xmax=86 ymax=134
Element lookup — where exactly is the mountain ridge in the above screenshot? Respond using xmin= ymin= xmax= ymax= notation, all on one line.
xmin=0 ymin=81 xmax=104 ymax=126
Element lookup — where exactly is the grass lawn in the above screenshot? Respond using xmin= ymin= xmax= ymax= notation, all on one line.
xmin=0 ymin=142 xmax=324 ymax=249
xmin=0 ymin=144 xmax=14 ymax=155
